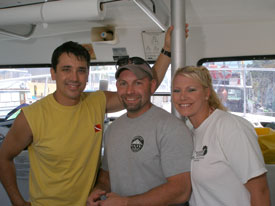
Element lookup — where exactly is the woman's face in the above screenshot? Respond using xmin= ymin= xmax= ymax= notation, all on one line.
xmin=172 ymin=74 xmax=210 ymax=125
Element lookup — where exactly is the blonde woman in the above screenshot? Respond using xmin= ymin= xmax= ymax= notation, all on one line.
xmin=172 ymin=66 xmax=270 ymax=206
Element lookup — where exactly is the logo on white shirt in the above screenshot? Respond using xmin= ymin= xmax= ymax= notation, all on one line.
xmin=192 ymin=145 xmax=208 ymax=161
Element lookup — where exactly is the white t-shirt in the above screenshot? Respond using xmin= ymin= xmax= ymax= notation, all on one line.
xmin=189 ymin=109 xmax=267 ymax=206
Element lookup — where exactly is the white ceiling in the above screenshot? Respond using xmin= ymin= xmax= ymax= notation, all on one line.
xmin=0 ymin=0 xmax=275 ymax=40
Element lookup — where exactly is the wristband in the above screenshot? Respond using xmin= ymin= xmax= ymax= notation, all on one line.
xmin=161 ymin=48 xmax=171 ymax=58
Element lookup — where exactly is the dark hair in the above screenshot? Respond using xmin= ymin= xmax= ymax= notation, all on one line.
xmin=51 ymin=41 xmax=90 ymax=71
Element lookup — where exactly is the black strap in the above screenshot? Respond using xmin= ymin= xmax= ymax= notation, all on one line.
xmin=161 ymin=48 xmax=171 ymax=58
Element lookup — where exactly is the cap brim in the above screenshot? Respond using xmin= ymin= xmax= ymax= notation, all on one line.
xmin=115 ymin=64 xmax=153 ymax=79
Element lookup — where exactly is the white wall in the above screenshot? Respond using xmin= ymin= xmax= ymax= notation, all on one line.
xmin=0 ymin=28 xmax=148 ymax=65
xmin=1 ymin=21 xmax=275 ymax=65
xmin=186 ymin=21 xmax=275 ymax=65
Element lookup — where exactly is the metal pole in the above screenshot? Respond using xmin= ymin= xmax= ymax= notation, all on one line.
xmin=171 ymin=0 xmax=186 ymax=115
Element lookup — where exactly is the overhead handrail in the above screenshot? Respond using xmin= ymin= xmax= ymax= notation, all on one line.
xmin=133 ymin=0 xmax=167 ymax=31
xmin=0 ymin=24 xmax=36 ymax=40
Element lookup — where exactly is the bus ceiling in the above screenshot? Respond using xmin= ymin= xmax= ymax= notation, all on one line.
xmin=0 ymin=0 xmax=169 ymax=40
xmin=0 ymin=0 xmax=274 ymax=40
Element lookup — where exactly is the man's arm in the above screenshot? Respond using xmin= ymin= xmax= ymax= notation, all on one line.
xmin=245 ymin=173 xmax=271 ymax=206
xmin=87 ymin=169 xmax=111 ymax=206
xmin=104 ymin=91 xmax=122 ymax=113
xmin=0 ymin=111 xmax=33 ymax=206
xmin=152 ymin=26 xmax=172 ymax=88
xmin=104 ymin=26 xmax=173 ymax=113
xmin=99 ymin=171 xmax=191 ymax=206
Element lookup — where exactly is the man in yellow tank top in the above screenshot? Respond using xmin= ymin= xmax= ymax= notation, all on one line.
xmin=0 ymin=27 xmax=173 ymax=206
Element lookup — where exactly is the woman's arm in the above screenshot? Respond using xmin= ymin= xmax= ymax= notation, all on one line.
xmin=245 ymin=173 xmax=270 ymax=206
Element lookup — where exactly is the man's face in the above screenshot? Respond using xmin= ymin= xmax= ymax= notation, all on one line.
xmin=51 ymin=52 xmax=89 ymax=106
xmin=116 ymin=70 xmax=156 ymax=118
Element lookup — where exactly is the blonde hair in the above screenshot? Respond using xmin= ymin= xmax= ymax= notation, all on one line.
xmin=173 ymin=66 xmax=227 ymax=111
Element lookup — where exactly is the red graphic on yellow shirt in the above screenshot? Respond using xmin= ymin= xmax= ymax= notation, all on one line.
xmin=94 ymin=124 xmax=102 ymax=133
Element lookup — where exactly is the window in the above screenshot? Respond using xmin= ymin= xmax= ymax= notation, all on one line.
xmin=199 ymin=56 xmax=275 ymax=128
xmin=0 ymin=66 xmax=53 ymax=120
xmin=153 ymin=66 xmax=172 ymax=113
xmin=0 ymin=63 xmax=172 ymax=122
xmin=88 ymin=64 xmax=172 ymax=119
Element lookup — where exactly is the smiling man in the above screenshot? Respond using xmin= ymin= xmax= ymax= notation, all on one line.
xmin=0 ymin=33 xmax=172 ymax=205
xmin=87 ymin=57 xmax=193 ymax=206
xmin=0 ymin=42 xmax=110 ymax=206
xmin=51 ymin=52 xmax=90 ymax=105
xmin=0 ymin=25 xmax=175 ymax=206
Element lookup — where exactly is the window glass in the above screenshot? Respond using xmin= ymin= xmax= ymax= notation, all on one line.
xmin=201 ymin=58 xmax=275 ymax=128
xmin=0 ymin=64 xmax=171 ymax=121
xmin=88 ymin=64 xmax=172 ymax=119
xmin=153 ymin=67 xmax=172 ymax=113
xmin=0 ymin=67 xmax=53 ymax=119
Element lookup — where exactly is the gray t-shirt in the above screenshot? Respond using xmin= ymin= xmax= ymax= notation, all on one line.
xmin=102 ymin=105 xmax=193 ymax=196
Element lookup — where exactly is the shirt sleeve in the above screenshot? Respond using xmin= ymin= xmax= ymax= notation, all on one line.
xmin=158 ymin=117 xmax=193 ymax=178
xmin=219 ymin=114 xmax=267 ymax=184
xmin=101 ymin=126 xmax=110 ymax=172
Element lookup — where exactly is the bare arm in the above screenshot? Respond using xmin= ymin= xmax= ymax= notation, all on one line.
xmin=245 ymin=173 xmax=271 ymax=206
xmin=99 ymin=172 xmax=191 ymax=206
xmin=104 ymin=91 xmax=122 ymax=113
xmin=152 ymin=26 xmax=172 ymax=88
xmin=0 ymin=111 xmax=32 ymax=206
xmin=87 ymin=169 xmax=111 ymax=206
xmin=152 ymin=24 xmax=189 ymax=87
xmin=93 ymin=169 xmax=111 ymax=193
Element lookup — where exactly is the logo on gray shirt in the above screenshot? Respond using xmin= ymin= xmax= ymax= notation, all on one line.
xmin=131 ymin=136 xmax=144 ymax=152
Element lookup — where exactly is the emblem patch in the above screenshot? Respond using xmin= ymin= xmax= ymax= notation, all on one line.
xmin=94 ymin=124 xmax=102 ymax=133
xmin=192 ymin=145 xmax=208 ymax=161
xmin=130 ymin=136 xmax=144 ymax=152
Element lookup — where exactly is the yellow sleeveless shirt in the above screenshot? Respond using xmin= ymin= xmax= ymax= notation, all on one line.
xmin=22 ymin=91 xmax=106 ymax=206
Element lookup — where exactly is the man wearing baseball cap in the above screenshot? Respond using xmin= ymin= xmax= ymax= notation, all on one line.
xmin=87 ymin=57 xmax=193 ymax=206
xmin=115 ymin=57 xmax=153 ymax=80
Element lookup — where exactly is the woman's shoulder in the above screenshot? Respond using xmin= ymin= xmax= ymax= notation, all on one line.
xmin=213 ymin=109 xmax=255 ymax=133
xmin=215 ymin=109 xmax=250 ymax=123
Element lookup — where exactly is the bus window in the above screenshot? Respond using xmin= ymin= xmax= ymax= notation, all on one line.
xmin=200 ymin=57 xmax=275 ymax=128
xmin=0 ymin=63 xmax=171 ymax=122
xmin=89 ymin=64 xmax=172 ymax=120
xmin=0 ymin=67 xmax=53 ymax=120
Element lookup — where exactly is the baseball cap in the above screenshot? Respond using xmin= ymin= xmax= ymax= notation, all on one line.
xmin=115 ymin=57 xmax=153 ymax=79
